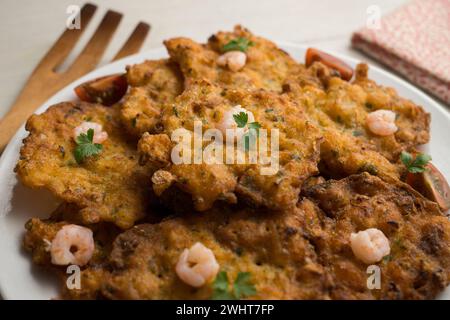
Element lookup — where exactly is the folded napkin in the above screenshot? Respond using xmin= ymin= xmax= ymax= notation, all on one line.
xmin=352 ymin=0 xmax=450 ymax=104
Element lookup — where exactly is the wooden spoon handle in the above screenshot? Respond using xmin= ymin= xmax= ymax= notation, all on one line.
xmin=0 ymin=83 xmax=50 ymax=152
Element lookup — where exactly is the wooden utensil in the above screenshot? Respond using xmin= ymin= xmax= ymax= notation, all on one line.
xmin=0 ymin=3 xmax=150 ymax=153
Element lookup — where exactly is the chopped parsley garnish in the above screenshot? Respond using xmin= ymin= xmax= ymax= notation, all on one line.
xmin=173 ymin=106 xmax=179 ymax=117
xmin=73 ymin=128 xmax=103 ymax=164
xmin=400 ymin=151 xmax=431 ymax=173
xmin=211 ymin=271 xmax=256 ymax=300
xmin=211 ymin=272 xmax=233 ymax=300
xmin=359 ymin=163 xmax=378 ymax=176
xmin=248 ymin=122 xmax=261 ymax=131
xmin=233 ymin=111 xmax=261 ymax=151
xmin=233 ymin=112 xmax=248 ymax=128
xmin=242 ymin=132 xmax=254 ymax=151
xmin=233 ymin=272 xmax=256 ymax=299
xmin=222 ymin=37 xmax=254 ymax=53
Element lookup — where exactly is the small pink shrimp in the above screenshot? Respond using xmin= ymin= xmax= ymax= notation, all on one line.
xmin=366 ymin=110 xmax=398 ymax=136
xmin=73 ymin=121 xmax=108 ymax=143
xmin=176 ymin=242 xmax=219 ymax=287
xmin=50 ymin=224 xmax=95 ymax=266
xmin=217 ymin=51 xmax=247 ymax=72
xmin=350 ymin=228 xmax=390 ymax=264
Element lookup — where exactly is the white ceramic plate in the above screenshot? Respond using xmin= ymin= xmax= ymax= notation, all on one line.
xmin=0 ymin=43 xmax=449 ymax=300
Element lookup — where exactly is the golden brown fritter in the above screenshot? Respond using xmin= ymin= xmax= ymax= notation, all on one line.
xmin=284 ymin=70 xmax=393 ymax=180
xmin=24 ymin=209 xmax=119 ymax=268
xmin=283 ymin=62 xmax=430 ymax=175
xmin=24 ymin=174 xmax=450 ymax=300
xmin=23 ymin=203 xmax=120 ymax=299
xmin=352 ymin=63 xmax=430 ymax=159
xmin=302 ymin=173 xmax=450 ymax=299
xmin=70 ymin=174 xmax=449 ymax=300
xmin=23 ymin=203 xmax=119 ymax=299
xmin=164 ymin=25 xmax=298 ymax=91
xmin=138 ymin=80 xmax=322 ymax=211
xmin=121 ymin=59 xmax=184 ymax=137
xmin=18 ymin=26 xmax=444 ymax=300
xmin=16 ymin=102 xmax=155 ymax=229
xmin=90 ymin=206 xmax=331 ymax=300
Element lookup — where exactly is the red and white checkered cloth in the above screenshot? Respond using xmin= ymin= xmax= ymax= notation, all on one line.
xmin=352 ymin=0 xmax=450 ymax=104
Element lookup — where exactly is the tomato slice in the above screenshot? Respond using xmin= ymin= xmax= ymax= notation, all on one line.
xmin=406 ymin=163 xmax=450 ymax=211
xmin=305 ymin=48 xmax=354 ymax=81
xmin=74 ymin=73 xmax=128 ymax=106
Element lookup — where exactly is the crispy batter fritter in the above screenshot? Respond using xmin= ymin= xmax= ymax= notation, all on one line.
xmin=138 ymin=80 xmax=322 ymax=211
xmin=19 ymin=26 xmax=446 ymax=300
xmin=121 ymin=59 xmax=184 ymax=137
xmin=164 ymin=25 xmax=298 ymax=91
xmin=352 ymin=63 xmax=430 ymax=159
xmin=24 ymin=174 xmax=450 ymax=300
xmin=283 ymin=61 xmax=429 ymax=179
xmin=80 ymin=206 xmax=331 ymax=300
xmin=16 ymin=102 xmax=155 ymax=229
xmin=23 ymin=203 xmax=120 ymax=299
xmin=302 ymin=173 xmax=450 ymax=299
xmin=23 ymin=204 xmax=119 ymax=268
xmin=62 ymin=175 xmax=450 ymax=300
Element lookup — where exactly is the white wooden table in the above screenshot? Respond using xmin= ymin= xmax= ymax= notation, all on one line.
xmin=0 ymin=0 xmax=446 ymax=119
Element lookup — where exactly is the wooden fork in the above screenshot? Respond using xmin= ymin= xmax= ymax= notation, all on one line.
xmin=0 ymin=3 xmax=150 ymax=153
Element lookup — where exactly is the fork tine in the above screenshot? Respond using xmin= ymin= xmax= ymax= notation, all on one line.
xmin=112 ymin=22 xmax=150 ymax=61
xmin=65 ymin=10 xmax=122 ymax=78
xmin=37 ymin=3 xmax=97 ymax=71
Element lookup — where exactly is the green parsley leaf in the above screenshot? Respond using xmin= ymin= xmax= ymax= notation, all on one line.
xmin=413 ymin=153 xmax=432 ymax=167
xmin=400 ymin=151 xmax=413 ymax=166
xmin=232 ymin=112 xmax=262 ymax=151
xmin=222 ymin=37 xmax=254 ymax=53
xmin=213 ymin=271 xmax=229 ymax=292
xmin=242 ymin=132 xmax=251 ymax=151
xmin=211 ymin=271 xmax=234 ymax=300
xmin=248 ymin=122 xmax=261 ymax=131
xmin=243 ymin=129 xmax=259 ymax=151
xmin=400 ymin=151 xmax=431 ymax=174
xmin=408 ymin=166 xmax=426 ymax=174
xmin=233 ymin=272 xmax=256 ymax=299
xmin=233 ymin=112 xmax=248 ymax=128
xmin=73 ymin=128 xmax=103 ymax=164
xmin=172 ymin=106 xmax=179 ymax=117
xmin=243 ymin=122 xmax=262 ymax=151
xmin=211 ymin=271 xmax=256 ymax=300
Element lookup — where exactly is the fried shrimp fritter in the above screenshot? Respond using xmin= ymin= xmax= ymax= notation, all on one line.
xmin=85 ymin=206 xmax=331 ymax=300
xmin=164 ymin=25 xmax=298 ymax=91
xmin=121 ymin=59 xmax=184 ymax=137
xmin=283 ymin=83 xmax=400 ymax=180
xmin=352 ymin=63 xmax=430 ymax=159
xmin=138 ymin=80 xmax=322 ymax=211
xmin=16 ymin=102 xmax=154 ymax=229
xmin=283 ymin=62 xmax=430 ymax=174
xmin=302 ymin=173 xmax=450 ymax=299
xmin=24 ymin=174 xmax=450 ymax=300
xmin=24 ymin=204 xmax=119 ymax=268
xmin=19 ymin=26 xmax=446 ymax=300
xmin=62 ymin=174 xmax=448 ymax=300
xmin=23 ymin=203 xmax=119 ymax=299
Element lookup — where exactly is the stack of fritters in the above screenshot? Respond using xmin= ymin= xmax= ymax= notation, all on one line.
xmin=17 ymin=25 xmax=450 ymax=300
